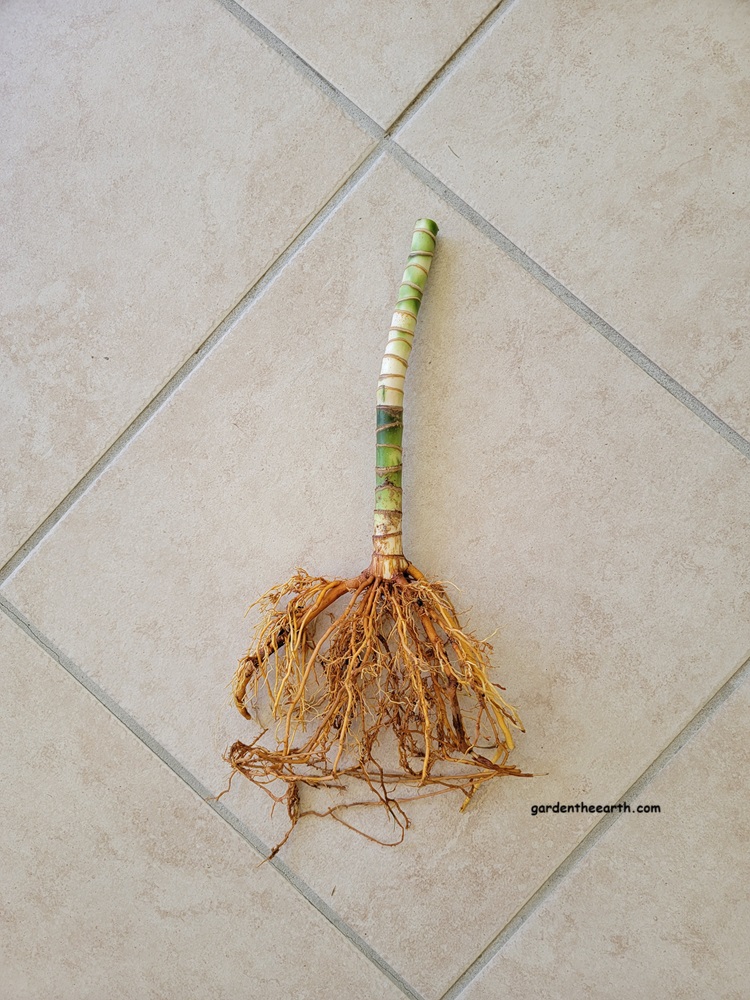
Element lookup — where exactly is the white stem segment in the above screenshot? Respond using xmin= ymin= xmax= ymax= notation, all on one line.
xmin=371 ymin=218 xmax=439 ymax=579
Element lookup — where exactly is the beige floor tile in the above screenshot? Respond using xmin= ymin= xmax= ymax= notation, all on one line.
xmin=4 ymin=154 xmax=750 ymax=997
xmin=239 ymin=0 xmax=497 ymax=126
xmin=398 ymin=0 xmax=750 ymax=438
xmin=461 ymin=677 xmax=750 ymax=1000
xmin=0 ymin=0 xmax=371 ymax=566
xmin=0 ymin=611 xmax=403 ymax=1000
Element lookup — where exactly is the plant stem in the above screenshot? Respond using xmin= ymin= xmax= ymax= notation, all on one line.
xmin=370 ymin=218 xmax=438 ymax=579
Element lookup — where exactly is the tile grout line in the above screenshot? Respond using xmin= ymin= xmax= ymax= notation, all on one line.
xmin=386 ymin=0 xmax=522 ymax=135
xmin=439 ymin=649 xmax=750 ymax=1000
xmin=211 ymin=0 xmax=518 ymax=135
xmin=0 ymin=0 xmax=509 ymax=584
xmin=5 ymin=586 xmax=750 ymax=1000
xmin=0 ymin=0 xmax=529 ymax=586
xmin=4 ymin=0 xmax=749 ymax=591
xmin=0 ymin=142 xmax=384 ymax=587
xmin=210 ymin=0 xmax=750 ymax=466
xmin=385 ymin=141 xmax=750 ymax=463
xmin=210 ymin=0 xmax=383 ymax=138
xmin=0 ymin=594 xmax=426 ymax=1000
xmin=6 ymin=0 xmax=748 ymax=592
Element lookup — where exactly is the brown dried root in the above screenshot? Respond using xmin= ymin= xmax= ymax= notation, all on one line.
xmin=224 ymin=563 xmax=530 ymax=856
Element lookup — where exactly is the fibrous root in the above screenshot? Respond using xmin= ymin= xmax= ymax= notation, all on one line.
xmin=223 ymin=562 xmax=529 ymax=856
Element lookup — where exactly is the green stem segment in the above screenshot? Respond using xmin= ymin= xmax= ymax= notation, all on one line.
xmin=370 ymin=218 xmax=439 ymax=579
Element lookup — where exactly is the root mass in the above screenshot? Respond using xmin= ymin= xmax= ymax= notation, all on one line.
xmin=224 ymin=563 xmax=529 ymax=855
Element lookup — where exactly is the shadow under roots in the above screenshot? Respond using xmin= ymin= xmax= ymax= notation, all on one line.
xmin=222 ymin=564 xmax=531 ymax=858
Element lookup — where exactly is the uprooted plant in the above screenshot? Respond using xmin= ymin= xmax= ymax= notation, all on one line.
xmin=223 ymin=219 xmax=530 ymax=854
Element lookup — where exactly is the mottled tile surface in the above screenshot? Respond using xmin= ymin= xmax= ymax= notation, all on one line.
xmin=398 ymin=0 xmax=750 ymax=437
xmin=0 ymin=611 xmax=404 ymax=1000
xmin=4 ymin=155 xmax=750 ymax=997
xmin=462 ymin=677 xmax=750 ymax=1000
xmin=0 ymin=0 xmax=370 ymax=565
xmin=240 ymin=0 xmax=498 ymax=126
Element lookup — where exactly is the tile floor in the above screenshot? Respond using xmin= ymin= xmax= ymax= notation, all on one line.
xmin=2 ymin=1 xmax=748 ymax=997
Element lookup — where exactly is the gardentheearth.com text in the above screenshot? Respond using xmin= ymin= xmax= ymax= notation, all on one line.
xmin=530 ymin=802 xmax=660 ymax=816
